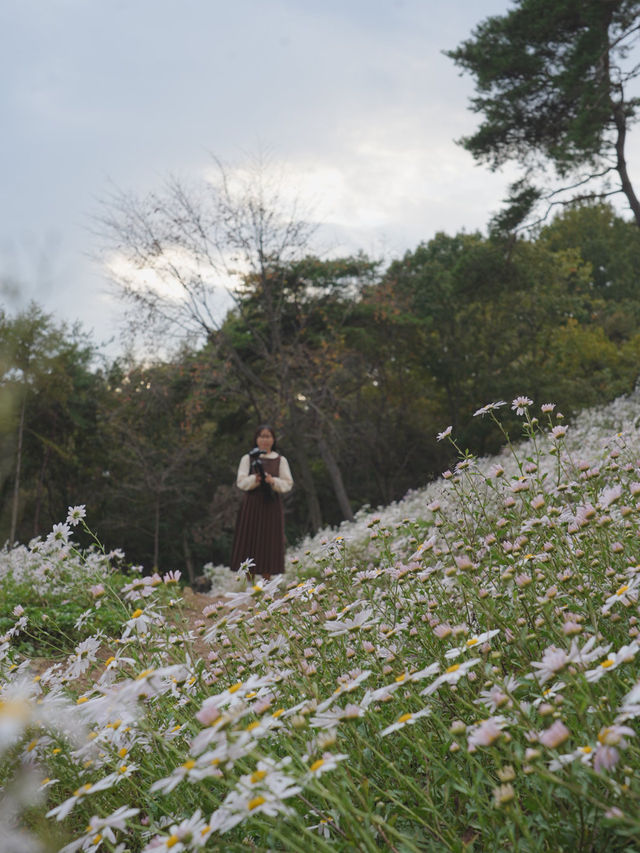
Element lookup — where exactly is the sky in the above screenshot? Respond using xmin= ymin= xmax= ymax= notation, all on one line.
xmin=1 ymin=0 xmax=530 ymax=354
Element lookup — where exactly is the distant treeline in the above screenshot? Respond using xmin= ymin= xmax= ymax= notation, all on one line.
xmin=2 ymin=202 xmax=640 ymax=577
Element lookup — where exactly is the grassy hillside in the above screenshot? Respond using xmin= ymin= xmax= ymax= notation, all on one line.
xmin=2 ymin=392 xmax=640 ymax=851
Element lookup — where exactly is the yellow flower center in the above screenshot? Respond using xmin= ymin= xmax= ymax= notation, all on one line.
xmin=250 ymin=769 xmax=267 ymax=783
xmin=466 ymin=638 xmax=479 ymax=646
xmin=228 ymin=682 xmax=243 ymax=694
xmin=310 ymin=759 xmax=325 ymax=772
xmin=616 ymin=585 xmax=629 ymax=596
xmin=131 ymin=609 xmax=143 ymax=619
xmin=166 ymin=836 xmax=180 ymax=849
xmin=397 ymin=713 xmax=413 ymax=724
xmin=272 ymin=708 xmax=285 ymax=718
xmin=246 ymin=721 xmax=260 ymax=731
xmin=601 ymin=658 xmax=615 ymax=669
xmin=182 ymin=760 xmax=196 ymax=770
xmin=248 ymin=795 xmax=266 ymax=811
xmin=446 ymin=663 xmax=460 ymax=674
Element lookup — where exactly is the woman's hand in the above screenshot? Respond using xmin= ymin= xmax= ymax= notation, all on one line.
xmin=265 ymin=473 xmax=275 ymax=486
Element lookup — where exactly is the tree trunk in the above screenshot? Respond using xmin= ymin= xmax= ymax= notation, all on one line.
xmin=153 ymin=495 xmax=160 ymax=570
xmin=10 ymin=392 xmax=26 ymax=544
xmin=291 ymin=438 xmax=323 ymax=533
xmin=33 ymin=446 xmax=50 ymax=538
xmin=613 ymin=102 xmax=640 ymax=228
xmin=182 ymin=528 xmax=195 ymax=584
xmin=317 ymin=433 xmax=354 ymax=522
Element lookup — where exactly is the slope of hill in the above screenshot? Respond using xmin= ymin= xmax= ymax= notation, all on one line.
xmin=3 ymin=391 xmax=640 ymax=851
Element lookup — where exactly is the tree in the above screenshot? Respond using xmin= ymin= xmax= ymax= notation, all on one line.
xmin=224 ymin=254 xmax=378 ymax=523
xmin=447 ymin=0 xmax=640 ymax=230
xmin=0 ymin=304 xmax=104 ymax=543
xmin=98 ymin=358 xmax=214 ymax=574
xmin=99 ymin=157 xmax=376 ymax=531
xmin=540 ymin=202 xmax=640 ymax=300
xmin=379 ymin=230 xmax=606 ymax=452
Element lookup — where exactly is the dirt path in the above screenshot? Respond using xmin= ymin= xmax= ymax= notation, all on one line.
xmin=28 ymin=587 xmax=225 ymax=681
xmin=179 ymin=587 xmax=223 ymax=619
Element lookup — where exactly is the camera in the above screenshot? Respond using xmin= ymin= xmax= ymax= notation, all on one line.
xmin=249 ymin=446 xmax=267 ymax=481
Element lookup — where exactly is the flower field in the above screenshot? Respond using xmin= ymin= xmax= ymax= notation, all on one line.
xmin=3 ymin=393 xmax=640 ymax=851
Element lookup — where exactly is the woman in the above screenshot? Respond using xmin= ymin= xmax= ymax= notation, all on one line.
xmin=230 ymin=424 xmax=293 ymax=577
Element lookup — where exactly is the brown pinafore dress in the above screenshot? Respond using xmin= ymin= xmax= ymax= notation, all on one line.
xmin=230 ymin=455 xmax=285 ymax=575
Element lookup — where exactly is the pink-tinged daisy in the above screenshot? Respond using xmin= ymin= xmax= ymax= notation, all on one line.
xmin=141 ymin=810 xmax=211 ymax=852
xmin=598 ymin=485 xmax=623 ymax=509
xmin=380 ymin=706 xmax=431 ymax=737
xmin=445 ymin=629 xmax=500 ymax=660
xmin=59 ymin=806 xmax=140 ymax=853
xmin=473 ymin=401 xmax=507 ymax=418
xmin=602 ymin=578 xmax=640 ymax=613
xmin=511 ymin=396 xmax=533 ymax=416
xmin=323 ymin=607 xmax=380 ymax=636
xmin=306 ymin=752 xmax=349 ymax=777
xmin=466 ymin=715 xmax=507 ymax=751
xmin=549 ymin=744 xmax=594 ymax=772
xmin=584 ymin=641 xmax=640 ymax=682
xmin=421 ymin=658 xmax=481 ymax=696
xmin=46 ymin=774 xmax=120 ymax=821
xmin=550 ymin=425 xmax=567 ymax=440
xmin=66 ymin=504 xmax=87 ymax=526
xmin=538 ymin=720 xmax=570 ymax=749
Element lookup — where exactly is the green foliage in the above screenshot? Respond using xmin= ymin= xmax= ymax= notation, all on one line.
xmin=3 ymin=203 xmax=640 ymax=570
xmin=0 ymin=568 xmax=130 ymax=658
xmin=377 ymin=225 xmax=637 ymax=456
xmin=0 ymin=304 xmax=106 ymax=544
xmin=447 ymin=0 xmax=640 ymax=229
xmin=540 ymin=203 xmax=640 ymax=303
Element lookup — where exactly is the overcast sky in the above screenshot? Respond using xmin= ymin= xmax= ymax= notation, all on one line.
xmin=2 ymin=0 xmax=530 ymax=353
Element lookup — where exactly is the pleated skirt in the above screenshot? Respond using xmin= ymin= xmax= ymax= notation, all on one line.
xmin=230 ymin=489 xmax=285 ymax=575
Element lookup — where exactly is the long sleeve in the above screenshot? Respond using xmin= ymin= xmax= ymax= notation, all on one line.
xmin=236 ymin=454 xmax=259 ymax=491
xmin=270 ymin=455 xmax=293 ymax=494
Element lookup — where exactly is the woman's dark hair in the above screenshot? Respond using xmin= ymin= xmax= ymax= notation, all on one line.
xmin=253 ymin=424 xmax=277 ymax=452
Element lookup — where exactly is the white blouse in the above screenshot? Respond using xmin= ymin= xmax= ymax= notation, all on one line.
xmin=236 ymin=452 xmax=293 ymax=494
